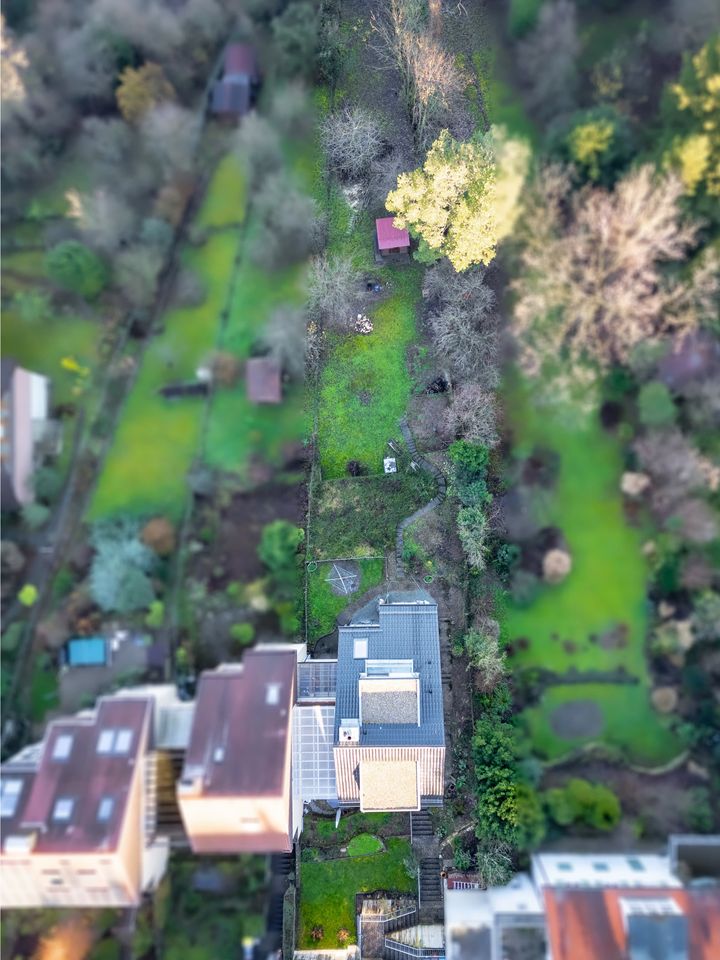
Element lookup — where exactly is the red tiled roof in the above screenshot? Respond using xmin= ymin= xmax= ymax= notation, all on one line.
xmin=224 ymin=44 xmax=258 ymax=80
xmin=2 ymin=698 xmax=152 ymax=854
xmin=376 ymin=217 xmax=410 ymax=251
xmin=246 ymin=357 xmax=282 ymax=404
xmin=182 ymin=651 xmax=296 ymax=797
xmin=544 ymin=887 xmax=720 ymax=960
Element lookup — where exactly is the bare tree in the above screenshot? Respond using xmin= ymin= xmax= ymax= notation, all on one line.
xmin=269 ymin=82 xmax=313 ymax=139
xmin=69 ymin=188 xmax=138 ymax=255
xmin=54 ymin=24 xmax=117 ymax=104
xmin=322 ymin=106 xmax=386 ymax=181
xmin=517 ymin=0 xmax=579 ymax=123
xmin=512 ymin=165 xmax=718 ymax=381
xmin=444 ymin=383 xmax=498 ymax=446
xmin=370 ymin=0 xmax=466 ymax=143
xmin=634 ymin=428 xmax=706 ymax=512
xmin=252 ymin=173 xmax=324 ymax=269
xmin=140 ymin=103 xmax=201 ymax=179
xmin=306 ymin=254 xmax=360 ymax=331
xmin=235 ymin=113 xmax=283 ymax=188
xmin=262 ymin=306 xmax=306 ymax=380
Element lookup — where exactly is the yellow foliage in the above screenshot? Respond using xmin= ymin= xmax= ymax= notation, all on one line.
xmin=568 ymin=119 xmax=614 ymax=180
xmin=668 ymin=36 xmax=720 ymax=196
xmin=116 ymin=62 xmax=176 ymax=124
xmin=386 ymin=126 xmax=530 ymax=272
xmin=670 ymin=133 xmax=712 ymax=195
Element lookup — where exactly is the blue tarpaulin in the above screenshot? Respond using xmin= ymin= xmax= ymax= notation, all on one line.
xmin=66 ymin=637 xmax=109 ymax=667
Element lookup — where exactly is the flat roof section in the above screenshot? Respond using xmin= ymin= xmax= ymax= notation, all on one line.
xmin=360 ymin=760 xmax=419 ymax=812
xmin=359 ymin=677 xmax=419 ymax=725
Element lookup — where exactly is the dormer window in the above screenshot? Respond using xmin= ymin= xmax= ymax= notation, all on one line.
xmin=52 ymin=797 xmax=74 ymax=822
xmin=0 ymin=779 xmax=23 ymax=818
xmin=97 ymin=728 xmax=133 ymax=755
xmin=97 ymin=797 xmax=114 ymax=822
xmin=52 ymin=734 xmax=73 ymax=761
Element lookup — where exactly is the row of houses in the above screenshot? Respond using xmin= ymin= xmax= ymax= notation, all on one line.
xmin=444 ymin=843 xmax=720 ymax=960
xmin=0 ymin=591 xmax=445 ymax=907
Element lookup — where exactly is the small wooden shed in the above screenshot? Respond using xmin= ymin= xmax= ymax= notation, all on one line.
xmin=246 ymin=357 xmax=282 ymax=405
xmin=375 ymin=217 xmax=411 ymax=263
xmin=210 ymin=43 xmax=260 ymax=121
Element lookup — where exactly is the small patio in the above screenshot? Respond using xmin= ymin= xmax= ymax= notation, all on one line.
xmin=59 ymin=633 xmax=152 ymax=713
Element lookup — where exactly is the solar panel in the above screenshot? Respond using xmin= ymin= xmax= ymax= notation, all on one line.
xmin=292 ymin=705 xmax=337 ymax=801
xmin=297 ymin=661 xmax=337 ymax=701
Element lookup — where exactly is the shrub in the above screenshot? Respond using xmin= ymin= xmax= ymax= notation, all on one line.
xmin=453 ymin=843 xmax=473 ymax=871
xmin=18 ymin=584 xmax=38 ymax=607
xmin=508 ymin=0 xmax=542 ymax=37
xmin=145 ymin=600 xmax=165 ymax=628
xmin=32 ymin=466 xmax=63 ymax=504
xmin=457 ymin=505 xmax=489 ymax=570
xmin=230 ymin=622 xmax=255 ymax=647
xmin=337 ymin=928 xmax=350 ymax=945
xmin=687 ymin=787 xmax=713 ymax=832
xmin=556 ymin=106 xmax=633 ymax=184
xmin=90 ymin=519 xmax=156 ymax=614
xmin=1 ymin=622 xmax=24 ymax=655
xmin=638 ymin=381 xmax=676 ymax=428
xmin=310 ymin=925 xmax=324 ymax=943
xmin=544 ymin=778 xmax=621 ymax=831
xmin=21 ymin=502 xmax=51 ymax=530
xmin=141 ymin=517 xmax=177 ymax=556
xmin=45 ymin=241 xmax=108 ymax=300
xmin=464 ymin=626 xmax=505 ymax=690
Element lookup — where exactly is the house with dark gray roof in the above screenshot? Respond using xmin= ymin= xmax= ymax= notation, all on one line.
xmin=332 ymin=591 xmax=445 ymax=812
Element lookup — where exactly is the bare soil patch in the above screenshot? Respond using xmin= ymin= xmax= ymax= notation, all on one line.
xmin=191 ymin=483 xmax=305 ymax=588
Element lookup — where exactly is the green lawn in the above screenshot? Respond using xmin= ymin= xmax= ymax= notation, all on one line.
xmin=196 ymin=154 xmax=247 ymax=229
xmin=90 ymin=164 xmax=245 ymax=520
xmin=346 ymin=833 xmax=383 ymax=856
xmin=503 ymin=376 xmax=685 ymax=766
xmin=306 ymin=556 xmax=385 ymax=641
xmin=523 ymin=683 xmax=685 ymax=767
xmin=298 ymin=837 xmax=414 ymax=948
xmin=2 ymin=310 xmax=99 ymax=406
xmin=311 ymin=469 xmax=437 ymax=560
xmin=504 ymin=377 xmax=650 ymax=677
xmin=318 ymin=267 xmax=422 ymax=478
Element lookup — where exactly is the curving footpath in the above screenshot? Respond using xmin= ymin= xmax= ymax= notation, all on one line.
xmin=395 ymin=418 xmax=447 ymax=576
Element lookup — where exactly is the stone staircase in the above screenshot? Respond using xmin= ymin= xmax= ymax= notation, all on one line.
xmin=411 ymin=812 xmax=444 ymax=923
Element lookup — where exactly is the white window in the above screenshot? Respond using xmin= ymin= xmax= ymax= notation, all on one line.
xmin=52 ymin=734 xmax=74 ymax=760
xmin=52 ymin=797 xmax=74 ymax=822
xmin=114 ymin=729 xmax=133 ymax=754
xmin=97 ymin=728 xmax=133 ymax=755
xmin=0 ymin=779 xmax=23 ymax=818
xmin=353 ymin=638 xmax=368 ymax=659
xmin=266 ymin=683 xmax=281 ymax=706
xmin=97 ymin=797 xmax=114 ymax=822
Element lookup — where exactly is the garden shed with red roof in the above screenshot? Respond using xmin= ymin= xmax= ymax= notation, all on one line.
xmin=375 ymin=216 xmax=410 ymax=263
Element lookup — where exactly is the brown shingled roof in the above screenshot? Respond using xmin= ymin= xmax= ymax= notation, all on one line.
xmin=182 ymin=651 xmax=296 ymax=797
xmin=246 ymin=357 xmax=282 ymax=404
xmin=3 ymin=698 xmax=152 ymax=855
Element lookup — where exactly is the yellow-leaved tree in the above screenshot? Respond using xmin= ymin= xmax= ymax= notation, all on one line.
xmin=666 ymin=35 xmax=720 ymax=196
xmin=386 ymin=126 xmax=530 ymax=272
xmin=116 ymin=63 xmax=176 ymax=125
